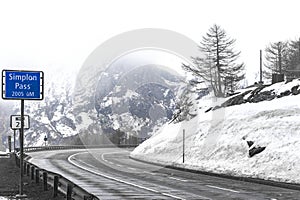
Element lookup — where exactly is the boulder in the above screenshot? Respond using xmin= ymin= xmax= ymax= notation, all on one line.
xmin=291 ymin=85 xmax=300 ymax=95
xmin=249 ymin=146 xmax=266 ymax=157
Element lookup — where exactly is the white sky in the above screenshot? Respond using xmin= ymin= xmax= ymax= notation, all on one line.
xmin=0 ymin=0 xmax=299 ymax=84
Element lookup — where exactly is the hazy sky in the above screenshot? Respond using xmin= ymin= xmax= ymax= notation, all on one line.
xmin=0 ymin=0 xmax=299 ymax=84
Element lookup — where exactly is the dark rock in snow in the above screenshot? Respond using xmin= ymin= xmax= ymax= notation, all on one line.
xmin=291 ymin=85 xmax=300 ymax=95
xmin=212 ymin=105 xmax=222 ymax=111
xmin=243 ymin=138 xmax=266 ymax=158
xmin=221 ymin=91 xmax=250 ymax=107
xmin=249 ymin=146 xmax=266 ymax=157
xmin=249 ymin=90 xmax=276 ymax=103
xmin=247 ymin=141 xmax=254 ymax=148
xmin=205 ymin=107 xmax=213 ymax=113
xmin=278 ymin=90 xmax=291 ymax=98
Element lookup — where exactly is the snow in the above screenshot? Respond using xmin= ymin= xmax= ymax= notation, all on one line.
xmin=261 ymin=79 xmax=299 ymax=95
xmin=0 ymin=150 xmax=8 ymax=155
xmin=101 ymin=98 xmax=113 ymax=107
xmin=56 ymin=124 xmax=77 ymax=137
xmin=124 ymin=90 xmax=138 ymax=99
xmin=112 ymin=120 xmax=120 ymax=130
xmin=131 ymin=80 xmax=300 ymax=184
xmin=77 ymin=112 xmax=95 ymax=131
xmin=163 ymin=89 xmax=170 ymax=97
xmin=0 ymin=197 xmax=11 ymax=200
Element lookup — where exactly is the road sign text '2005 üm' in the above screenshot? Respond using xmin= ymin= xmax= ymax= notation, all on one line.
xmin=2 ymin=70 xmax=44 ymax=100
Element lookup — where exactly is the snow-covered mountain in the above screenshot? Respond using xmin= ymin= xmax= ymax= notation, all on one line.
xmin=95 ymin=64 xmax=182 ymax=142
xmin=131 ymin=79 xmax=300 ymax=184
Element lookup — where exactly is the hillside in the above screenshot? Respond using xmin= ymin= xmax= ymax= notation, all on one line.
xmin=131 ymin=79 xmax=300 ymax=184
xmin=95 ymin=64 xmax=182 ymax=142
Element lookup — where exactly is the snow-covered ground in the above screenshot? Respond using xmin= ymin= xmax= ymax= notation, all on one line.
xmin=131 ymin=79 xmax=300 ymax=184
xmin=0 ymin=150 xmax=8 ymax=155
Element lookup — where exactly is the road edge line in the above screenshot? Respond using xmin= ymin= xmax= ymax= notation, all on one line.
xmin=129 ymin=156 xmax=300 ymax=191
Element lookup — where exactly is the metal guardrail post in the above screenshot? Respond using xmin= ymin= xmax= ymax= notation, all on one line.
xmin=15 ymin=153 xmax=20 ymax=166
xmin=23 ymin=162 xmax=27 ymax=175
xmin=53 ymin=175 xmax=59 ymax=197
xmin=26 ymin=164 xmax=30 ymax=176
xmin=8 ymin=136 xmax=12 ymax=153
xmin=35 ymin=169 xmax=40 ymax=183
xmin=31 ymin=166 xmax=35 ymax=180
xmin=67 ymin=184 xmax=73 ymax=200
xmin=43 ymin=172 xmax=48 ymax=191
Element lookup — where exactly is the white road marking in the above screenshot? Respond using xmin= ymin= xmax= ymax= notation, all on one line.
xmin=206 ymin=185 xmax=240 ymax=193
xmin=75 ymin=159 xmax=97 ymax=169
xmin=162 ymin=192 xmax=186 ymax=200
xmin=169 ymin=176 xmax=188 ymax=182
xmin=68 ymin=152 xmax=185 ymax=199
xmin=127 ymin=167 xmax=137 ymax=170
xmin=145 ymin=171 xmax=157 ymax=175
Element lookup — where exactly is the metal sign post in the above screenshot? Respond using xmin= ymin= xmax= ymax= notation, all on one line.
xmin=2 ymin=69 xmax=44 ymax=198
xmin=8 ymin=136 xmax=12 ymax=153
xmin=183 ymin=129 xmax=185 ymax=163
xmin=19 ymin=99 xmax=25 ymax=196
xmin=13 ymin=130 xmax=16 ymax=152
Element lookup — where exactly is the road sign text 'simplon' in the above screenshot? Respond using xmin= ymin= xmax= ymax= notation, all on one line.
xmin=2 ymin=70 xmax=44 ymax=100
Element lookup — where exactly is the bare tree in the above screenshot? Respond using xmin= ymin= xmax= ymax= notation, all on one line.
xmin=264 ymin=41 xmax=289 ymax=79
xmin=183 ymin=24 xmax=245 ymax=97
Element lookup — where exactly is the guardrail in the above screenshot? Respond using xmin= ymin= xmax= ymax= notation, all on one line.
xmin=23 ymin=144 xmax=138 ymax=152
xmin=15 ymin=144 xmax=138 ymax=200
xmin=15 ymin=153 xmax=98 ymax=200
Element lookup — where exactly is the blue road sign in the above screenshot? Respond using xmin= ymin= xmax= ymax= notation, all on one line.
xmin=2 ymin=70 xmax=44 ymax=100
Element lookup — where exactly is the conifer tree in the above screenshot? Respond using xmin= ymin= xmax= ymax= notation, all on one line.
xmin=183 ymin=24 xmax=245 ymax=97
xmin=264 ymin=41 xmax=289 ymax=79
xmin=287 ymin=38 xmax=300 ymax=72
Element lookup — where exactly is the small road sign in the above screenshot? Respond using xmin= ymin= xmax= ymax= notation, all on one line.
xmin=10 ymin=115 xmax=30 ymax=130
xmin=2 ymin=70 xmax=44 ymax=100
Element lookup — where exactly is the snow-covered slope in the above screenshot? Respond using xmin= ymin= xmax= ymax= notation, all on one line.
xmin=131 ymin=79 xmax=300 ymax=184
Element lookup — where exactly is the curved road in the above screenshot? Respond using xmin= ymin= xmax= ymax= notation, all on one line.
xmin=27 ymin=148 xmax=300 ymax=200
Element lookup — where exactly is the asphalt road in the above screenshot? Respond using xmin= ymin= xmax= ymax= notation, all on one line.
xmin=27 ymin=148 xmax=300 ymax=200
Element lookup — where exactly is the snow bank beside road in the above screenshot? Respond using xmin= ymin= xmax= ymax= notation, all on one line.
xmin=131 ymin=80 xmax=300 ymax=184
